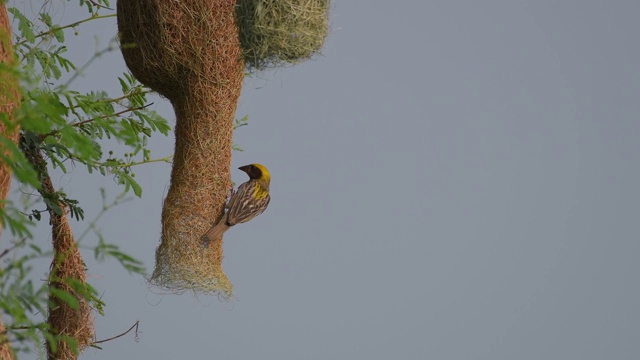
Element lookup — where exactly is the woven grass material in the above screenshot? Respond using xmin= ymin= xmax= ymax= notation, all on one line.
xmin=47 ymin=214 xmax=94 ymax=359
xmin=0 ymin=321 xmax=12 ymax=360
xmin=20 ymin=142 xmax=95 ymax=359
xmin=117 ymin=0 xmax=245 ymax=296
xmin=236 ymin=0 xmax=330 ymax=69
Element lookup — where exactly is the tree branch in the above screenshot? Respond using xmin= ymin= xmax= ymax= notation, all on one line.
xmin=37 ymin=102 xmax=154 ymax=142
xmin=0 ymin=238 xmax=27 ymax=260
xmin=70 ymin=103 xmax=153 ymax=128
xmin=16 ymin=14 xmax=116 ymax=47
xmin=92 ymin=320 xmax=140 ymax=346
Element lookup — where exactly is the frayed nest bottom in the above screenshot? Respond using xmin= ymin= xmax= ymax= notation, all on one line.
xmin=150 ymin=236 xmax=232 ymax=298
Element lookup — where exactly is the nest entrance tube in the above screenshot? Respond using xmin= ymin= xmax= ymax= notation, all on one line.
xmin=117 ymin=0 xmax=245 ymax=296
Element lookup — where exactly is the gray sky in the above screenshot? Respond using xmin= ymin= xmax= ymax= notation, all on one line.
xmin=7 ymin=1 xmax=640 ymax=359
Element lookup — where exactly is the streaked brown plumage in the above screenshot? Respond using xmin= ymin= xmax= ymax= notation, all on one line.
xmin=201 ymin=164 xmax=271 ymax=247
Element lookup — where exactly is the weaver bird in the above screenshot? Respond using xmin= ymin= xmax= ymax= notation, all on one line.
xmin=201 ymin=164 xmax=271 ymax=247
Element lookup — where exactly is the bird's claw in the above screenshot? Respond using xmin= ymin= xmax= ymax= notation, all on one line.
xmin=227 ymin=185 xmax=235 ymax=200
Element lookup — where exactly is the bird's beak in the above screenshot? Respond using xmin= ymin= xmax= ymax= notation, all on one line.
xmin=238 ymin=165 xmax=250 ymax=173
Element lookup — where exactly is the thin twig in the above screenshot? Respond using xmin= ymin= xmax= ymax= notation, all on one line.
xmin=0 ymin=238 xmax=27 ymax=260
xmin=89 ymin=0 xmax=114 ymax=10
xmin=64 ymin=39 xmax=118 ymax=87
xmin=38 ymin=102 xmax=154 ymax=142
xmin=109 ymin=155 xmax=173 ymax=168
xmin=0 ymin=323 xmax=47 ymax=335
xmin=94 ymin=90 xmax=153 ymax=106
xmin=92 ymin=320 xmax=140 ymax=345
xmin=69 ymin=103 xmax=153 ymax=128
xmin=15 ymin=14 xmax=116 ymax=47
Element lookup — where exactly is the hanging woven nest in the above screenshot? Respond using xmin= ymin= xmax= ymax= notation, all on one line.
xmin=236 ymin=0 xmax=331 ymax=69
xmin=117 ymin=0 xmax=245 ymax=297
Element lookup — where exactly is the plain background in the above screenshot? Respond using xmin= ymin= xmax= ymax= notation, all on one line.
xmin=5 ymin=1 xmax=640 ymax=359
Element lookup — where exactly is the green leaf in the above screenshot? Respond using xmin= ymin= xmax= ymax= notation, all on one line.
xmin=40 ymin=12 xmax=53 ymax=27
xmin=44 ymin=332 xmax=58 ymax=353
xmin=118 ymin=76 xmax=130 ymax=93
xmin=119 ymin=172 xmax=142 ymax=197
xmin=54 ymin=28 xmax=65 ymax=43
xmin=8 ymin=8 xmax=36 ymax=43
xmin=49 ymin=288 xmax=79 ymax=310
xmin=0 ymin=204 xmax=34 ymax=238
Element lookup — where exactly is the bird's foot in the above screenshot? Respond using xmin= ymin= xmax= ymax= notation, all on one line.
xmin=226 ymin=185 xmax=235 ymax=200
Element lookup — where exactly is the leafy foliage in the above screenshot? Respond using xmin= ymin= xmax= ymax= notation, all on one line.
xmin=0 ymin=1 xmax=173 ymax=358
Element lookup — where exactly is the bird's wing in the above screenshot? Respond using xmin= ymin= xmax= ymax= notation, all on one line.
xmin=227 ymin=182 xmax=270 ymax=226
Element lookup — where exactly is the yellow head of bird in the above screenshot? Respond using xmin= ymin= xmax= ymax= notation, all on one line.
xmin=239 ymin=163 xmax=270 ymax=189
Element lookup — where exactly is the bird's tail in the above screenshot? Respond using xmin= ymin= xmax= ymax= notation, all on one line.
xmin=201 ymin=216 xmax=230 ymax=248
